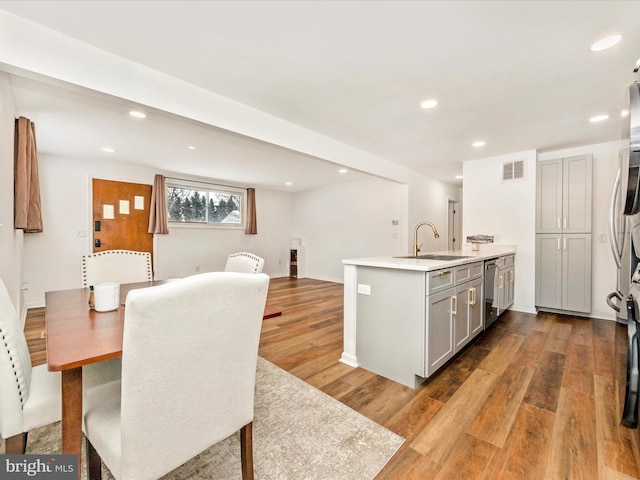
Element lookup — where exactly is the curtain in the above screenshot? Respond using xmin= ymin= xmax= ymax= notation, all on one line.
xmin=14 ymin=117 xmax=43 ymax=232
xmin=246 ymin=188 xmax=257 ymax=234
xmin=148 ymin=174 xmax=169 ymax=234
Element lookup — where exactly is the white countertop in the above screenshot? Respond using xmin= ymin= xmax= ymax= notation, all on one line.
xmin=342 ymin=244 xmax=516 ymax=272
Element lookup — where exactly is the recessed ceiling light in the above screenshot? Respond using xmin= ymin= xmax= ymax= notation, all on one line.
xmin=101 ymin=147 xmax=115 ymax=153
xmin=420 ymin=99 xmax=438 ymax=109
xmin=622 ymin=110 xmax=630 ymax=117
xmin=187 ymin=145 xmax=196 ymax=150
xmin=590 ymin=34 xmax=623 ymax=52
xmin=590 ymin=114 xmax=609 ymax=123
xmin=472 ymin=141 xmax=486 ymax=147
xmin=338 ymin=168 xmax=348 ymax=174
xmin=455 ymin=175 xmax=463 ymax=179
xmin=285 ymin=182 xmax=293 ymax=186
xmin=129 ymin=110 xmax=146 ymax=119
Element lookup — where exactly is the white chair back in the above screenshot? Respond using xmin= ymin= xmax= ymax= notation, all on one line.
xmin=0 ymin=279 xmax=34 ymax=439
xmin=83 ymin=272 xmax=270 ymax=479
xmin=224 ymin=252 xmax=265 ymax=274
xmin=81 ymin=250 xmax=152 ymax=287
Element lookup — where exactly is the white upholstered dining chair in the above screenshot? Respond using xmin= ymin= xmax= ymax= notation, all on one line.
xmin=81 ymin=250 xmax=152 ymax=287
xmin=0 ymin=278 xmax=61 ymax=454
xmin=82 ymin=271 xmax=270 ymax=480
xmin=224 ymin=252 xmax=265 ymax=274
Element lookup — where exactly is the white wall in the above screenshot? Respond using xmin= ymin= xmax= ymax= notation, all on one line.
xmin=292 ymin=175 xmax=461 ymax=283
xmin=407 ymin=173 xmax=462 ymax=254
xmin=22 ymin=154 xmax=294 ymax=307
xmin=0 ymin=72 xmax=25 ymax=317
xmin=292 ymin=178 xmax=405 ymax=282
xmin=155 ymin=187 xmax=293 ymax=280
xmin=463 ymin=150 xmax=538 ymax=313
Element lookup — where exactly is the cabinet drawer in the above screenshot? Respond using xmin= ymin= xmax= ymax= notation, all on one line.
xmin=502 ymin=255 xmax=514 ymax=267
xmin=427 ymin=268 xmax=454 ymax=295
xmin=454 ymin=262 xmax=483 ymax=285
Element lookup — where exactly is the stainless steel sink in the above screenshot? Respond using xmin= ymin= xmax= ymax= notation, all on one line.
xmin=395 ymin=254 xmax=472 ymax=260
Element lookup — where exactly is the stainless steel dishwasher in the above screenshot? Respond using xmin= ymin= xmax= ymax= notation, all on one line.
xmin=484 ymin=259 xmax=499 ymax=328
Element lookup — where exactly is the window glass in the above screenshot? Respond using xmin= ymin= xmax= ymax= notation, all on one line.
xmin=166 ymin=182 xmax=244 ymax=227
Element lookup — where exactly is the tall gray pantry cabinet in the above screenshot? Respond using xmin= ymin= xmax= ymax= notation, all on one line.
xmin=535 ymin=154 xmax=592 ymax=314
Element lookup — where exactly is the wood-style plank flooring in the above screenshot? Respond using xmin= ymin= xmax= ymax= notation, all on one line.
xmin=26 ymin=277 xmax=640 ymax=479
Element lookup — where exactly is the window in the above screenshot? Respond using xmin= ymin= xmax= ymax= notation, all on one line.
xmin=166 ymin=180 xmax=245 ymax=227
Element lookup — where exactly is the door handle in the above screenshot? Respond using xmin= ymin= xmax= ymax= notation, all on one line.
xmin=451 ymin=295 xmax=458 ymax=315
xmin=469 ymin=287 xmax=476 ymax=306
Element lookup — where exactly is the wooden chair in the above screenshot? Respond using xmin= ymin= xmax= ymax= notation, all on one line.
xmin=82 ymin=272 xmax=270 ymax=480
xmin=0 ymin=278 xmax=61 ymax=454
xmin=81 ymin=250 xmax=152 ymax=287
xmin=224 ymin=252 xmax=265 ymax=274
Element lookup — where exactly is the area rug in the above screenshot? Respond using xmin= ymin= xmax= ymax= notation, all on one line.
xmin=6 ymin=357 xmax=404 ymax=479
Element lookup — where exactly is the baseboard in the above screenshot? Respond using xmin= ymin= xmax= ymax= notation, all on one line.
xmin=340 ymin=352 xmax=358 ymax=367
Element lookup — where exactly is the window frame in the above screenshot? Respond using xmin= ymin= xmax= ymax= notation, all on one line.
xmin=165 ymin=179 xmax=246 ymax=230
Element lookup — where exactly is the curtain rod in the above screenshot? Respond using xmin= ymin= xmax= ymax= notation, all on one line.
xmin=165 ymin=176 xmax=250 ymax=191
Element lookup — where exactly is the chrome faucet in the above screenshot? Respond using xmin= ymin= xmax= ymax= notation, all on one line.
xmin=413 ymin=221 xmax=440 ymax=256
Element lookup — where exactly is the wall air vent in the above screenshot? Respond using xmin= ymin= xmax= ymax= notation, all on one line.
xmin=502 ymin=160 xmax=525 ymax=181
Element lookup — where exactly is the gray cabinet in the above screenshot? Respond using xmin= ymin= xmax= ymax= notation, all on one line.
xmin=536 ymin=155 xmax=592 ymax=234
xmin=535 ymin=234 xmax=591 ymax=313
xmin=455 ymin=276 xmax=483 ymax=350
xmin=498 ymin=255 xmax=515 ymax=313
xmin=426 ymin=289 xmax=455 ymax=375
xmin=426 ymin=262 xmax=484 ymax=377
xmin=535 ymin=154 xmax=592 ymax=314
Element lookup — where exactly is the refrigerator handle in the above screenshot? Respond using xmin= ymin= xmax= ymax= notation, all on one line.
xmin=610 ymin=167 xmax=623 ymax=269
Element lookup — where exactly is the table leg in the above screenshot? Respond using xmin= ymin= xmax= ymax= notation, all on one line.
xmin=61 ymin=368 xmax=83 ymax=479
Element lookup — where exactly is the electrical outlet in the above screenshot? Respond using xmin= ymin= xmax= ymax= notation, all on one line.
xmin=76 ymin=229 xmax=87 ymax=237
xmin=391 ymin=219 xmax=399 ymax=225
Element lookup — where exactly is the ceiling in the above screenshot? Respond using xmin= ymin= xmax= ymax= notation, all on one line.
xmin=1 ymin=0 xmax=639 ymax=190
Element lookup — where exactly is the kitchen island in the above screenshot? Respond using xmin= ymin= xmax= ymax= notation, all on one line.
xmin=341 ymin=245 xmax=516 ymax=388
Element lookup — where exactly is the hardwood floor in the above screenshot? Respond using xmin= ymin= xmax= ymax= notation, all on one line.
xmin=26 ymin=276 xmax=640 ymax=479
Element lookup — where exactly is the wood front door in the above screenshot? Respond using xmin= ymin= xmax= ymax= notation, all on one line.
xmin=92 ymin=178 xmax=153 ymax=261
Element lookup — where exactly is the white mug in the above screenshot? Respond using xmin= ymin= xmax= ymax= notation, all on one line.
xmin=94 ymin=282 xmax=120 ymax=312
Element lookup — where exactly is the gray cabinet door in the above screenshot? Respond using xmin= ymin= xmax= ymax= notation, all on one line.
xmin=453 ymin=285 xmax=470 ymax=353
xmin=563 ymin=155 xmax=592 ymax=233
xmin=426 ymin=289 xmax=454 ymax=377
xmin=536 ymin=159 xmax=563 ymax=233
xmin=499 ymin=265 xmax=515 ymax=311
xmin=535 ymin=234 xmax=563 ymax=309
xmin=536 ymin=155 xmax=592 ymax=234
xmin=460 ymin=277 xmax=484 ymax=343
xmin=562 ymin=234 xmax=592 ymax=313
xmin=535 ymin=233 xmax=591 ymax=313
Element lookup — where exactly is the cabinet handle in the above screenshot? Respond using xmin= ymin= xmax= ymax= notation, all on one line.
xmin=451 ymin=295 xmax=458 ymax=315
xmin=557 ymin=238 xmax=561 ymax=250
xmin=563 ymin=238 xmax=567 ymax=250
xmin=509 ymin=270 xmax=514 ymax=282
xmin=557 ymin=217 xmax=561 ymax=230
xmin=437 ymin=270 xmax=451 ymax=276
xmin=469 ymin=287 xmax=476 ymax=306
xmin=564 ymin=217 xmax=567 ymax=230
xmin=499 ymin=275 xmax=504 ymax=288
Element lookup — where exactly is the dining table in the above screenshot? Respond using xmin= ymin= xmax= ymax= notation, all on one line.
xmin=45 ymin=279 xmax=281 ymax=478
